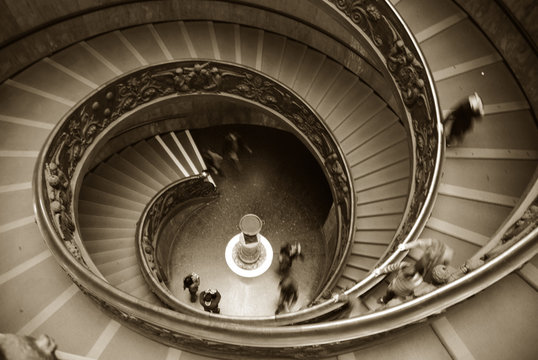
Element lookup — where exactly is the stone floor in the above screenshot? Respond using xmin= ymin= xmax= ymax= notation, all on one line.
xmin=165 ymin=125 xmax=333 ymax=316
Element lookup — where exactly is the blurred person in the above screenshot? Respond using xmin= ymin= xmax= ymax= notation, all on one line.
xmin=275 ymin=275 xmax=298 ymax=314
xmin=443 ymin=92 xmax=484 ymax=146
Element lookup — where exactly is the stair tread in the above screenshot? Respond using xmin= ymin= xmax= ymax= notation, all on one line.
xmin=148 ymin=137 xmax=188 ymax=178
xmin=79 ymin=186 xmax=146 ymax=211
xmin=277 ymin=39 xmax=307 ymax=87
xmin=107 ymin=154 xmax=164 ymax=191
xmin=317 ymin=69 xmax=358 ymax=119
xmin=436 ymin=62 xmax=528 ymax=109
xmin=92 ymin=247 xmax=137 ymax=266
xmin=260 ymin=31 xmax=287 ymax=79
xmin=351 ymin=141 xmax=410 ymax=177
xmin=99 ymin=255 xmax=139 ymax=277
xmin=106 ymin=264 xmax=143 ymax=286
xmin=352 ymin=243 xmax=387 ymax=258
xmin=86 ymin=32 xmax=141 ymax=73
xmin=185 ymin=21 xmax=216 ymax=59
xmin=160 ymin=133 xmax=197 ymax=176
xmin=239 ymin=25 xmax=259 ymax=69
xmin=51 ymin=43 xmax=118 ymax=85
xmin=356 ymin=179 xmax=409 ymax=204
xmin=133 ymin=140 xmax=181 ymax=181
xmin=356 ymin=214 xmax=403 ymax=230
xmin=344 ymin=122 xmax=406 ymax=161
xmin=333 ymin=94 xmax=386 ymax=141
xmin=356 ymin=197 xmax=407 ymax=217
xmin=116 ymin=274 xmax=147 ymax=293
xmin=83 ymin=172 xmax=151 ymax=204
xmin=121 ymin=146 xmax=173 ymax=186
xmin=305 ymin=57 xmax=342 ymax=108
xmin=354 ymin=160 xmax=409 ymax=192
xmin=213 ymin=22 xmax=238 ymax=62
xmin=85 ymin=238 xmax=134 ymax=253
xmin=336 ymin=276 xmax=358 ymax=292
xmin=12 ymin=60 xmax=94 ymax=104
xmin=421 ymin=19 xmax=497 ymax=73
xmin=354 ymin=230 xmax=395 ymax=245
xmin=347 ymin=255 xmax=378 ymax=270
xmin=342 ymin=265 xmax=369 ymax=283
xmin=395 ymin=0 xmax=464 ymax=34
xmin=121 ymin=25 xmax=168 ymax=64
xmin=325 ymin=82 xmax=372 ymax=130
xmin=175 ymin=131 xmax=205 ymax=173
xmin=78 ymin=213 xmax=136 ymax=229
xmin=78 ymin=199 xmax=141 ymax=220
xmin=81 ymin=228 xmax=135 ymax=241
xmin=94 ymin=162 xmax=156 ymax=197
xmin=340 ymin=108 xmax=399 ymax=153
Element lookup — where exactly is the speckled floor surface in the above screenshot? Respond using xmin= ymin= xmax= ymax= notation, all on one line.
xmin=165 ymin=125 xmax=333 ymax=316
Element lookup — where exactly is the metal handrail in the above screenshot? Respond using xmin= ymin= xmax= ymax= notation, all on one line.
xmin=30 ymin=0 xmax=538 ymax=358
xmin=318 ymin=0 xmax=445 ymax=298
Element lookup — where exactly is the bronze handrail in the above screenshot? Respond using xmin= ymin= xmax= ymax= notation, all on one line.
xmin=31 ymin=1 xmax=538 ymax=358
xmin=34 ymin=59 xmax=356 ymax=326
xmin=318 ymin=0 xmax=445 ymax=298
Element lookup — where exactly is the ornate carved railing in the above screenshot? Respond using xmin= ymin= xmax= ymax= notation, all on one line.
xmin=34 ymin=59 xmax=355 ymax=325
xmin=31 ymin=1 xmax=538 ymax=357
xmin=318 ymin=0 xmax=444 ymax=297
xmin=137 ymin=174 xmax=218 ymax=314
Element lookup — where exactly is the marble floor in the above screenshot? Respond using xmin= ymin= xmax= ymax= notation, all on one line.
xmin=166 ymin=125 xmax=333 ymax=317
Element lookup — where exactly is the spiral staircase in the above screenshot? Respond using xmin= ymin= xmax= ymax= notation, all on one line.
xmin=0 ymin=0 xmax=537 ymax=359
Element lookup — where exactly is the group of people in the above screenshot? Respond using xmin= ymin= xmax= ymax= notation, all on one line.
xmin=371 ymin=92 xmax=485 ymax=305
xmin=183 ymin=241 xmax=305 ymax=316
xmin=202 ymin=131 xmax=252 ymax=177
xmin=275 ymin=242 xmax=304 ymax=314
xmin=183 ymin=272 xmax=221 ymax=314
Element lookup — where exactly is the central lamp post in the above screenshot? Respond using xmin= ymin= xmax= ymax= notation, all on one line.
xmin=225 ymin=214 xmax=273 ymax=277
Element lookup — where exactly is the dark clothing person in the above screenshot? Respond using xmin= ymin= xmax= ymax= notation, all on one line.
xmin=183 ymin=273 xmax=200 ymax=303
xmin=199 ymin=289 xmax=221 ymax=313
xmin=443 ymin=92 xmax=484 ymax=145
xmin=278 ymin=242 xmax=304 ymax=275
xmin=275 ymin=276 xmax=298 ymax=315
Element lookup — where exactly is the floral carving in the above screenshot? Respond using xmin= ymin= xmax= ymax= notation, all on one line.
xmin=330 ymin=0 xmax=439 ymax=260
xmin=232 ymin=73 xmax=279 ymax=105
xmin=139 ymin=176 xmax=218 ymax=289
xmin=44 ymin=143 xmax=80 ymax=262
xmin=41 ymin=60 xmax=355 ymax=350
xmin=44 ymin=61 xmax=354 ymax=275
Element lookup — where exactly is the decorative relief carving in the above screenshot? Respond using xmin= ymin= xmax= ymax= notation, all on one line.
xmin=43 ymin=61 xmax=353 ymax=275
xmin=140 ymin=176 xmax=218 ymax=287
xmin=41 ymin=60 xmax=355 ymax=353
xmin=331 ymin=0 xmax=432 ymax=116
xmin=330 ymin=0 xmax=439 ymax=256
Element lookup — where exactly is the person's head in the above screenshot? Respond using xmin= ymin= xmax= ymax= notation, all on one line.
xmin=432 ymin=264 xmax=451 ymax=285
xmin=204 ymin=292 xmax=213 ymax=302
xmin=469 ymin=92 xmax=484 ymax=118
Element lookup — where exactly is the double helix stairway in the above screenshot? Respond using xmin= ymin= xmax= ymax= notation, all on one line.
xmin=0 ymin=0 xmax=536 ymax=359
